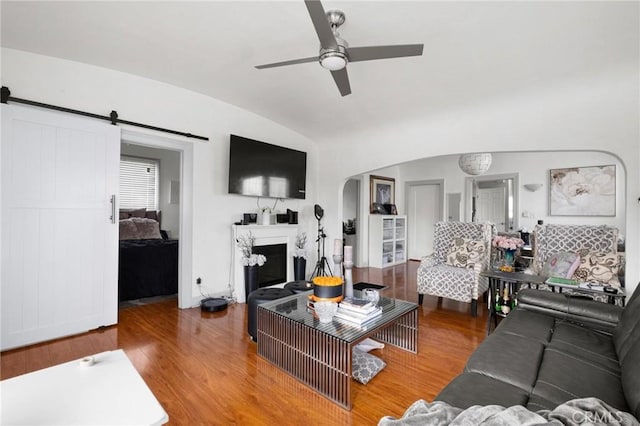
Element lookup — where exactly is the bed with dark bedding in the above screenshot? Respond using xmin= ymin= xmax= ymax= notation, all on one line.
xmin=118 ymin=209 xmax=178 ymax=302
xmin=118 ymin=239 xmax=178 ymax=301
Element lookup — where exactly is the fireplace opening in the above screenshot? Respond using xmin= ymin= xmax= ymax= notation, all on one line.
xmin=252 ymin=243 xmax=287 ymax=287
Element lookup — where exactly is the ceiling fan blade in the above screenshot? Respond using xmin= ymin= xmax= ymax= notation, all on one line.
xmin=348 ymin=44 xmax=424 ymax=63
xmin=331 ymin=68 xmax=351 ymax=96
xmin=304 ymin=0 xmax=338 ymax=49
xmin=255 ymin=56 xmax=318 ymax=69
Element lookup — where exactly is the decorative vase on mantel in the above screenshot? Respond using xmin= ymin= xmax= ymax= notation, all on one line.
xmin=244 ymin=265 xmax=259 ymax=298
xmin=261 ymin=210 xmax=271 ymax=225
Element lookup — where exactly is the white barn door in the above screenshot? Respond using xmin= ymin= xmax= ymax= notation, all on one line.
xmin=1 ymin=104 xmax=120 ymax=350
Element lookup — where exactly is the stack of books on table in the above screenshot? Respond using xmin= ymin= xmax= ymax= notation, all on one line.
xmin=334 ymin=297 xmax=382 ymax=326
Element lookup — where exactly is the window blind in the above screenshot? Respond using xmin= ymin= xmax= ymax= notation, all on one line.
xmin=120 ymin=156 xmax=159 ymax=210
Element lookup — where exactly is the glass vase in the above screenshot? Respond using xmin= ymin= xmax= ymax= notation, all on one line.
xmin=501 ymin=249 xmax=516 ymax=272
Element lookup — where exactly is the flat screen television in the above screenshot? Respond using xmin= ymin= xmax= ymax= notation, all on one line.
xmin=228 ymin=134 xmax=307 ymax=199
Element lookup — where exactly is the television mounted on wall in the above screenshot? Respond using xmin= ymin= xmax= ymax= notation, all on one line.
xmin=228 ymin=134 xmax=307 ymax=200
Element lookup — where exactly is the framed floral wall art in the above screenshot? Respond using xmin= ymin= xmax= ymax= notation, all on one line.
xmin=549 ymin=165 xmax=616 ymax=216
xmin=370 ymin=175 xmax=395 ymax=214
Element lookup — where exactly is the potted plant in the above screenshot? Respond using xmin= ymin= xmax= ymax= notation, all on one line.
xmin=293 ymin=232 xmax=308 ymax=281
xmin=236 ymin=232 xmax=266 ymax=297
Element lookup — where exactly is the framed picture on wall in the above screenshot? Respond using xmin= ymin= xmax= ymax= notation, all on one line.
xmin=370 ymin=175 xmax=395 ymax=214
xmin=549 ymin=165 xmax=616 ymax=216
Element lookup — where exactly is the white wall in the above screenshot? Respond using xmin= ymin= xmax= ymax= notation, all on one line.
xmin=3 ymin=48 xmax=637 ymax=297
xmin=121 ymin=143 xmax=181 ymax=238
xmin=373 ymin=151 xmax=626 ymax=232
xmin=1 ymin=48 xmax=319 ymax=307
xmin=322 ymin=64 xmax=639 ymax=295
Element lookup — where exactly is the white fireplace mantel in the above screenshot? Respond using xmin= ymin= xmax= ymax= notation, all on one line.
xmin=231 ymin=224 xmax=299 ymax=303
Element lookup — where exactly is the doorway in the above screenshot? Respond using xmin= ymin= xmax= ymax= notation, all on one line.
xmin=342 ymin=179 xmax=360 ymax=265
xmin=405 ymin=180 xmax=444 ymax=260
xmin=447 ymin=193 xmax=461 ymax=221
xmin=118 ymin=143 xmax=182 ymax=307
xmin=121 ymin=130 xmax=193 ymax=309
xmin=465 ymin=173 xmax=519 ymax=232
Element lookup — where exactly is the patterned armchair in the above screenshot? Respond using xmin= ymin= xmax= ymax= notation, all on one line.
xmin=417 ymin=221 xmax=495 ymax=316
xmin=531 ymin=224 xmax=623 ymax=291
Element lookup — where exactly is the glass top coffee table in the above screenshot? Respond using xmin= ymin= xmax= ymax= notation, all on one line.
xmin=257 ymin=291 xmax=418 ymax=410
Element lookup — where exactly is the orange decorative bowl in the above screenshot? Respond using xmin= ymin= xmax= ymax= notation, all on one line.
xmin=311 ymin=276 xmax=344 ymax=302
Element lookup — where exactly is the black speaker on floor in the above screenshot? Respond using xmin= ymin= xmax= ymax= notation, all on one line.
xmin=200 ymin=297 xmax=228 ymax=312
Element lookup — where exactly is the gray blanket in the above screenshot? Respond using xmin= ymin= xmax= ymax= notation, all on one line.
xmin=379 ymin=398 xmax=639 ymax=426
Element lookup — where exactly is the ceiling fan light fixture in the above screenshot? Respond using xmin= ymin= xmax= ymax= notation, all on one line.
xmin=255 ymin=2 xmax=424 ymax=96
xmin=319 ymin=51 xmax=347 ymax=71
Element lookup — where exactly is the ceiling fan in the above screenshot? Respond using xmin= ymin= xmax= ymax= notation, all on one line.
xmin=255 ymin=0 xmax=424 ymax=96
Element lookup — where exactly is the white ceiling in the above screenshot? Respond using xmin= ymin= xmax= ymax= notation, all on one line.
xmin=1 ymin=1 xmax=637 ymax=145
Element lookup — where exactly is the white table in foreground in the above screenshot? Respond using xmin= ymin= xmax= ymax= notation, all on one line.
xmin=1 ymin=349 xmax=168 ymax=425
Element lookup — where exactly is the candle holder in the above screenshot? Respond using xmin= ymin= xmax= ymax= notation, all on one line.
xmin=333 ymin=254 xmax=343 ymax=279
xmin=343 ymin=261 xmax=354 ymax=298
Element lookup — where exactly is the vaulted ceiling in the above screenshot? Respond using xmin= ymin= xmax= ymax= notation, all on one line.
xmin=2 ymin=1 xmax=637 ymax=145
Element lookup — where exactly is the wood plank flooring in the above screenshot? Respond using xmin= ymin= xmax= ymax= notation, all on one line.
xmin=1 ymin=261 xmax=488 ymax=425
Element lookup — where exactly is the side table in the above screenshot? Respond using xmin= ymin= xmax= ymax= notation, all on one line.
xmin=481 ymin=270 xmax=548 ymax=335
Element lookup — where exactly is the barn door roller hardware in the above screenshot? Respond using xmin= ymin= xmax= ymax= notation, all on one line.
xmin=1 ymin=86 xmax=209 ymax=141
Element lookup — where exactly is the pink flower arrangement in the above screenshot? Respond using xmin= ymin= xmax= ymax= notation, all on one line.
xmin=492 ymin=235 xmax=525 ymax=250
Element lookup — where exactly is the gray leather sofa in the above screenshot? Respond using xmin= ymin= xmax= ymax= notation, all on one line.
xmin=435 ymin=284 xmax=640 ymax=420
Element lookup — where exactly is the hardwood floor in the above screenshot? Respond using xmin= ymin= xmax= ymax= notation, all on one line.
xmin=1 ymin=261 xmax=488 ymax=425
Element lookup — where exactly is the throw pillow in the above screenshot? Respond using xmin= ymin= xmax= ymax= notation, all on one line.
xmin=119 ymin=208 xmax=146 ymax=219
xmin=119 ymin=218 xmax=139 ymax=240
xmin=446 ymin=238 xmax=486 ymax=269
xmin=145 ymin=210 xmax=160 ymax=223
xmin=572 ymin=251 xmax=619 ymax=286
xmin=129 ymin=208 xmax=147 ymax=218
xmin=131 ymin=217 xmax=162 ymax=239
xmin=352 ymin=348 xmax=386 ymax=384
xmin=541 ymin=252 xmax=581 ymax=279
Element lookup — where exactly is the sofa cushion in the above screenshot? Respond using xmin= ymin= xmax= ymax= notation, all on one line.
xmin=566 ymin=295 xmax=622 ymax=327
xmin=525 ymin=394 xmax=559 ymax=412
xmin=493 ymin=309 xmax=554 ymax=344
xmin=531 ymin=348 xmax=628 ymax=413
xmin=435 ymin=373 xmax=529 ymax=409
xmin=547 ymin=321 xmax=619 ymax=374
xmin=465 ymin=332 xmax=545 ymax=392
xmin=613 ymin=284 xmax=640 ymax=360
xmin=621 ymin=338 xmax=640 ymax=419
xmin=518 ymin=289 xmax=622 ymax=333
xmin=417 ymin=264 xmax=479 ymax=303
